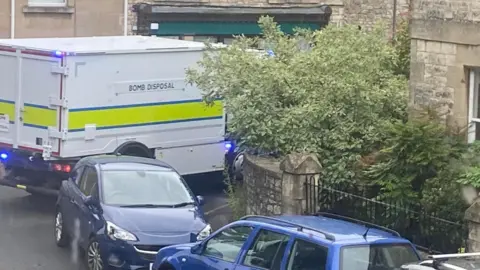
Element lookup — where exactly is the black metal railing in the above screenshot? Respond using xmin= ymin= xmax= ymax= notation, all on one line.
xmin=304 ymin=180 xmax=468 ymax=254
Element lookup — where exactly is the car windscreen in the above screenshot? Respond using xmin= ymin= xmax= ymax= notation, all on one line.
xmin=340 ymin=243 xmax=419 ymax=270
xmin=101 ymin=169 xmax=194 ymax=207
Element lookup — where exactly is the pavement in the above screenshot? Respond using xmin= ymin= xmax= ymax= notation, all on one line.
xmin=0 ymin=174 xmax=231 ymax=270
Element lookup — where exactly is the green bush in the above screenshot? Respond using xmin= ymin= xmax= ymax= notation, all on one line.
xmin=457 ymin=141 xmax=480 ymax=189
xmin=363 ymin=107 xmax=468 ymax=217
xmin=223 ymin=167 xmax=247 ymax=220
xmin=421 ymin=165 xmax=467 ymax=221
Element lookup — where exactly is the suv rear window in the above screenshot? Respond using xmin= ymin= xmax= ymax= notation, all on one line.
xmin=340 ymin=243 xmax=419 ymax=270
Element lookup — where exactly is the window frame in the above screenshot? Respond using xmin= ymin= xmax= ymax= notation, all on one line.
xmin=286 ymin=237 xmax=330 ymax=270
xmin=70 ymin=165 xmax=85 ymax=186
xmin=77 ymin=166 xmax=99 ymax=197
xmin=27 ymin=0 xmax=67 ymax=7
xmin=468 ymin=68 xmax=480 ymax=143
xmin=241 ymin=228 xmax=291 ymax=270
xmin=201 ymin=225 xmax=255 ymax=263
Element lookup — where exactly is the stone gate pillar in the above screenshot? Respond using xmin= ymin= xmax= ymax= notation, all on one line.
xmin=280 ymin=153 xmax=322 ymax=215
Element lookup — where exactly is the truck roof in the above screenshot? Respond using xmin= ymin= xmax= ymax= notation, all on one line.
xmin=0 ymin=36 xmax=206 ymax=54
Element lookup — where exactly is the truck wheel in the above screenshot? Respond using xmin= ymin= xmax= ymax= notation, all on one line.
xmin=54 ymin=209 xmax=69 ymax=247
xmin=114 ymin=142 xmax=153 ymax=158
xmin=232 ymin=152 xmax=244 ymax=181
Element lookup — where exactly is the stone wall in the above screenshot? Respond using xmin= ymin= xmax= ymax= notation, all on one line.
xmin=343 ymin=0 xmax=410 ymax=31
xmin=409 ymin=0 xmax=480 ymax=127
xmin=411 ymin=0 xmax=480 ymax=22
xmin=410 ymin=40 xmax=457 ymax=116
xmin=465 ymin=198 xmax=480 ymax=252
xmin=242 ymin=153 xmax=322 ymax=216
xmin=243 ymin=155 xmax=284 ymax=216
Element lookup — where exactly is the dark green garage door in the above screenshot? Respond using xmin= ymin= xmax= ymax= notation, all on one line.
xmin=154 ymin=21 xmax=322 ymax=36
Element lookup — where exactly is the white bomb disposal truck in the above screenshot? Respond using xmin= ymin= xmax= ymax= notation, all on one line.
xmin=0 ymin=36 xmax=230 ymax=196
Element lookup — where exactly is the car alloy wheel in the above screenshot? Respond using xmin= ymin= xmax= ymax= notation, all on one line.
xmin=54 ymin=210 xmax=68 ymax=247
xmin=87 ymin=240 xmax=104 ymax=270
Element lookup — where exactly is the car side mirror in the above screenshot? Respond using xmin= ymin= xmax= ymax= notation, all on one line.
xmin=85 ymin=196 xmax=101 ymax=210
xmin=196 ymin=195 xmax=205 ymax=206
xmin=190 ymin=243 xmax=203 ymax=255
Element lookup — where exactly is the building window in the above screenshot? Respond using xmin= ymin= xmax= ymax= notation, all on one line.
xmin=28 ymin=0 xmax=66 ymax=6
xmin=468 ymin=68 xmax=480 ymax=143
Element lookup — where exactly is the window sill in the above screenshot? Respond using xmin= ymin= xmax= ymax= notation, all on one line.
xmin=23 ymin=6 xmax=74 ymax=14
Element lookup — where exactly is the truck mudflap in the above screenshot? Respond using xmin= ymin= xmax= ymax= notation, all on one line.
xmin=0 ymin=178 xmax=58 ymax=197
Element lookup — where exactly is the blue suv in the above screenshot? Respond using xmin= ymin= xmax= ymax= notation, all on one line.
xmin=151 ymin=212 xmax=421 ymax=270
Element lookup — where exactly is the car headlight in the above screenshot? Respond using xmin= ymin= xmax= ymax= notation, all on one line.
xmin=106 ymin=221 xmax=137 ymax=241
xmin=197 ymin=224 xmax=212 ymax=241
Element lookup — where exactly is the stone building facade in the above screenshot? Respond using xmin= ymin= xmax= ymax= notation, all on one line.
xmin=0 ymin=0 xmax=409 ymax=40
xmin=0 ymin=0 xmax=125 ymax=38
xmin=409 ymin=0 xmax=480 ymax=142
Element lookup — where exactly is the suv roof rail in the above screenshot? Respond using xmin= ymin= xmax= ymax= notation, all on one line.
xmin=316 ymin=212 xmax=401 ymax=237
xmin=428 ymin=252 xmax=480 ymax=260
xmin=240 ymin=215 xmax=336 ymax=241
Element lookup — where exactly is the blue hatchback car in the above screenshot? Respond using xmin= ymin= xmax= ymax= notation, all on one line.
xmin=54 ymin=155 xmax=212 ymax=270
xmin=152 ymin=213 xmax=421 ymax=270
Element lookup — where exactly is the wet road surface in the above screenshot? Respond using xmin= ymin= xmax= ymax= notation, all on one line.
xmin=0 ymin=175 xmax=229 ymax=270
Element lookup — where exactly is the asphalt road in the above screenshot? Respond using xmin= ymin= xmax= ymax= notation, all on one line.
xmin=0 ymin=176 xmax=230 ymax=270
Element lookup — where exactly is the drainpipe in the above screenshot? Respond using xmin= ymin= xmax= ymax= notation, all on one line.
xmin=123 ymin=0 xmax=128 ymax=36
xmin=392 ymin=0 xmax=397 ymax=40
xmin=10 ymin=0 xmax=15 ymax=38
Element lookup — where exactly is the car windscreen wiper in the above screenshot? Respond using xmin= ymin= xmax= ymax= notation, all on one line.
xmin=171 ymin=201 xmax=196 ymax=208
xmin=120 ymin=204 xmax=171 ymax=208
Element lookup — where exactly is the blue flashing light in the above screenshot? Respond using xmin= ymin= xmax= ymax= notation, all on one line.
xmin=54 ymin=51 xmax=64 ymax=57
xmin=225 ymin=141 xmax=233 ymax=151
xmin=0 ymin=153 xmax=8 ymax=160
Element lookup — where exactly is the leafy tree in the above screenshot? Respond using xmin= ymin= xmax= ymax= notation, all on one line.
xmin=187 ymin=16 xmax=408 ymax=183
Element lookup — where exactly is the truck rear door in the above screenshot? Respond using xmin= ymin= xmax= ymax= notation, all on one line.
xmin=0 ymin=48 xmax=65 ymax=156
xmin=0 ymin=48 xmax=16 ymax=149
xmin=19 ymin=50 xmax=66 ymax=156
